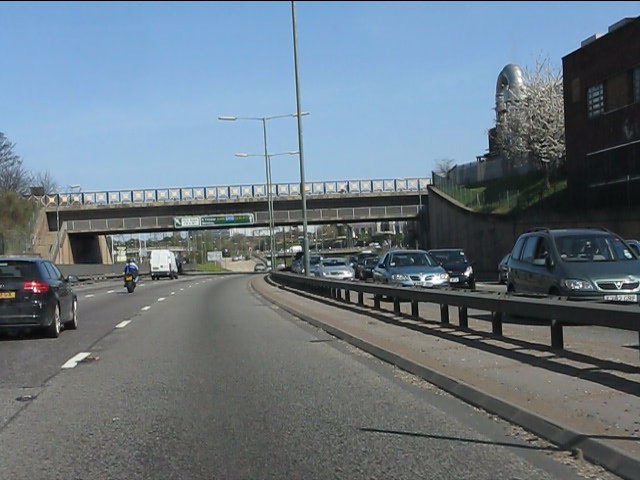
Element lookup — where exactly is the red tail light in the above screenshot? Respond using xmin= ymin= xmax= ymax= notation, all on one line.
xmin=23 ymin=281 xmax=50 ymax=293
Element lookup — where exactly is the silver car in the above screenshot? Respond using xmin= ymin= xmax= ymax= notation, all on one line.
xmin=314 ymin=257 xmax=355 ymax=280
xmin=372 ymin=249 xmax=449 ymax=288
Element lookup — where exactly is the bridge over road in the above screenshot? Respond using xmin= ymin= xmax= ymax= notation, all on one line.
xmin=33 ymin=177 xmax=430 ymax=264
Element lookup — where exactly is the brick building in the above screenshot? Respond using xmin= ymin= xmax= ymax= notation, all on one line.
xmin=562 ymin=17 xmax=640 ymax=206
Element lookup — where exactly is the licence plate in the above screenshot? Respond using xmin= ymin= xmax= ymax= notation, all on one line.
xmin=125 ymin=275 xmax=133 ymax=281
xmin=0 ymin=291 xmax=16 ymax=299
xmin=450 ymin=277 xmax=459 ymax=283
xmin=604 ymin=294 xmax=637 ymax=302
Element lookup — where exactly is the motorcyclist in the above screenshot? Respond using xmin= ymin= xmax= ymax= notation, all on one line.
xmin=124 ymin=258 xmax=139 ymax=284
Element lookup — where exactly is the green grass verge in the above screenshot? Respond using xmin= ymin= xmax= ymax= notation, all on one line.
xmin=196 ymin=262 xmax=227 ymax=273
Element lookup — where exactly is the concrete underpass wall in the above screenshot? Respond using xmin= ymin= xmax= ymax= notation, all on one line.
xmin=68 ymin=233 xmax=105 ymax=264
xmin=427 ymin=185 xmax=640 ymax=279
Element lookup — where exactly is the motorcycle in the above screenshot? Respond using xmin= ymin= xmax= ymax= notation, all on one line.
xmin=124 ymin=273 xmax=136 ymax=293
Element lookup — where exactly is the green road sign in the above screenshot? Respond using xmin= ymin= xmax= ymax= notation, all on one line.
xmin=201 ymin=214 xmax=254 ymax=226
xmin=174 ymin=214 xmax=254 ymax=229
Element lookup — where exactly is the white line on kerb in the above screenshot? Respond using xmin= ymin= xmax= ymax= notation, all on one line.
xmin=141 ymin=306 xmax=151 ymax=311
xmin=158 ymin=297 xmax=165 ymax=302
xmin=61 ymin=352 xmax=91 ymax=369
xmin=85 ymin=294 xmax=94 ymax=298
xmin=115 ymin=320 xmax=131 ymax=329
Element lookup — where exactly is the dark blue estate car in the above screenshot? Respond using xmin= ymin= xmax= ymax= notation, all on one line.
xmin=0 ymin=257 xmax=78 ymax=337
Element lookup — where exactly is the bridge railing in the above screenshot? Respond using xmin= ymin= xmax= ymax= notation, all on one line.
xmin=36 ymin=177 xmax=431 ymax=208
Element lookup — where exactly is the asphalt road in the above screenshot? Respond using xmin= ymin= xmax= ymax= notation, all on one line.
xmin=0 ymin=274 xmax=610 ymax=479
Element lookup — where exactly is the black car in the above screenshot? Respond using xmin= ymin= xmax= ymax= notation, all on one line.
xmin=356 ymin=256 xmax=379 ymax=281
xmin=354 ymin=252 xmax=379 ymax=280
xmin=427 ymin=249 xmax=475 ymax=289
xmin=0 ymin=257 xmax=79 ymax=337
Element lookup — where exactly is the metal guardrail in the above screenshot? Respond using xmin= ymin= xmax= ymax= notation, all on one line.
xmin=270 ymin=272 xmax=640 ymax=352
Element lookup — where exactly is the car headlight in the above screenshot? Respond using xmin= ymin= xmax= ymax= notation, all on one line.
xmin=464 ymin=266 xmax=473 ymax=276
xmin=391 ymin=273 xmax=410 ymax=281
xmin=561 ymin=279 xmax=595 ymax=291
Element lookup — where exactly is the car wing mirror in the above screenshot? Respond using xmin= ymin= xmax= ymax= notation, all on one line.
xmin=544 ymin=255 xmax=555 ymax=269
xmin=66 ymin=275 xmax=79 ymax=283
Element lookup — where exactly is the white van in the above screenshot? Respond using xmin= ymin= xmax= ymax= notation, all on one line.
xmin=150 ymin=249 xmax=178 ymax=280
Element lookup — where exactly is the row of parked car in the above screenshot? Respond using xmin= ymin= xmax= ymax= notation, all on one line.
xmin=289 ymin=248 xmax=476 ymax=290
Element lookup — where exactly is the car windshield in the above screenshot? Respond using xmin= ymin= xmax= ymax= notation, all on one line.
xmin=309 ymin=256 xmax=322 ymax=265
xmin=322 ymin=258 xmax=347 ymax=267
xmin=553 ymin=234 xmax=636 ymax=262
xmin=390 ymin=252 xmax=436 ymax=267
xmin=364 ymin=257 xmax=379 ymax=266
xmin=429 ymin=250 xmax=467 ymax=264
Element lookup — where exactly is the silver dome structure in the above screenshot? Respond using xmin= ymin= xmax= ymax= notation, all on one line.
xmin=495 ymin=64 xmax=526 ymax=118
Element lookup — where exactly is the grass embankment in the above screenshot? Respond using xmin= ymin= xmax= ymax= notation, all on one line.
xmin=443 ymin=171 xmax=569 ymax=214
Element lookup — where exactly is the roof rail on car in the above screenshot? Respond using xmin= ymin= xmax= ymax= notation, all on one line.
xmin=525 ymin=227 xmax=550 ymax=233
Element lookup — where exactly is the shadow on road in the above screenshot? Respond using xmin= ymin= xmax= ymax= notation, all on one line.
xmin=269 ymin=278 xmax=640 ymax=397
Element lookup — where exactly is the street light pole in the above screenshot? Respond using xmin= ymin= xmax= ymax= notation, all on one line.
xmin=235 ymin=151 xmax=298 ymax=270
xmin=291 ymin=0 xmax=310 ymax=276
xmin=218 ymin=112 xmax=308 ymax=271
xmin=260 ymin=118 xmax=276 ymax=270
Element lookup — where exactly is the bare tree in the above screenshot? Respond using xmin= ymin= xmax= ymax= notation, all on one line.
xmin=434 ymin=158 xmax=456 ymax=178
xmin=0 ymin=132 xmax=31 ymax=194
xmin=494 ymin=57 xmax=565 ymax=188
xmin=31 ymin=170 xmax=59 ymax=195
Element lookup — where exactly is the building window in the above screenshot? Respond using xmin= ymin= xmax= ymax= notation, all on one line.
xmin=587 ymin=83 xmax=604 ymax=118
xmin=634 ymin=66 xmax=640 ymax=102
xmin=605 ymin=72 xmax=631 ymax=111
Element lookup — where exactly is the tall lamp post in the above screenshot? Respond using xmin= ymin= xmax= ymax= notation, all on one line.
xmin=291 ymin=1 xmax=310 ymax=276
xmin=235 ymin=151 xmax=299 ymax=270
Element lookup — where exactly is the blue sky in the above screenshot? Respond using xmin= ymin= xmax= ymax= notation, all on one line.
xmin=1 ymin=1 xmax=639 ymax=193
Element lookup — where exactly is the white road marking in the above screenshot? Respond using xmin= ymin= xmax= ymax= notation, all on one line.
xmin=61 ymin=352 xmax=91 ymax=369
xmin=158 ymin=297 xmax=165 ymax=302
xmin=180 ymin=288 xmax=184 ymax=291
xmin=115 ymin=320 xmax=131 ymax=329
xmin=171 ymin=292 xmax=175 ymax=295
xmin=107 ymin=290 xmax=115 ymax=294
xmin=85 ymin=294 xmax=94 ymax=298
xmin=141 ymin=306 xmax=151 ymax=311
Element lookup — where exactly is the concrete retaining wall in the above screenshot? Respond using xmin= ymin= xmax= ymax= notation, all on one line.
xmin=427 ymin=185 xmax=640 ymax=279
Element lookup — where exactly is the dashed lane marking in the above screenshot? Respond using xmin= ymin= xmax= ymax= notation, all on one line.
xmin=141 ymin=306 xmax=151 ymax=311
xmin=61 ymin=352 xmax=91 ymax=369
xmin=115 ymin=320 xmax=131 ymax=329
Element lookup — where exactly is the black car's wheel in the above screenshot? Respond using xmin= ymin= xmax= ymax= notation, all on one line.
xmin=64 ymin=298 xmax=78 ymax=330
xmin=45 ymin=304 xmax=61 ymax=338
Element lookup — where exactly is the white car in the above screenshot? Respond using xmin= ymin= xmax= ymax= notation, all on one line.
xmin=314 ymin=257 xmax=355 ymax=280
